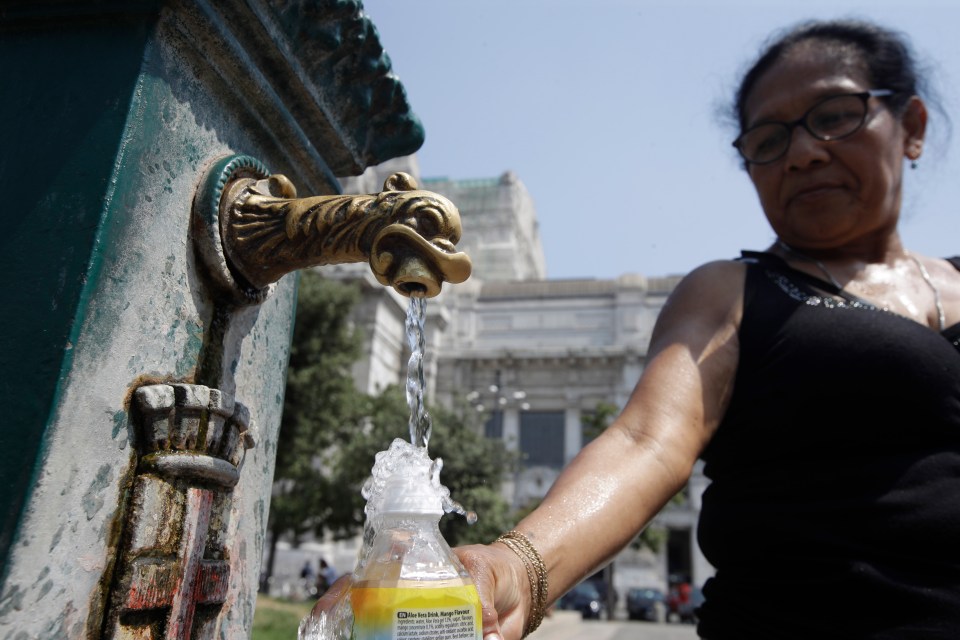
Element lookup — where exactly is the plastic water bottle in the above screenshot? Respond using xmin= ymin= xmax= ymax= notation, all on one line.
xmin=350 ymin=467 xmax=482 ymax=640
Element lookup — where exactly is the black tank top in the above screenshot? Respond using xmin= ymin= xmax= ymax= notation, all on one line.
xmin=696 ymin=252 xmax=960 ymax=640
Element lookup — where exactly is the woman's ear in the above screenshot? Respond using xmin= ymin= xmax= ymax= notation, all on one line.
xmin=901 ymin=96 xmax=927 ymax=161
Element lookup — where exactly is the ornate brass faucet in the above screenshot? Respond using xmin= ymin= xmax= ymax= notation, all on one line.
xmin=193 ymin=155 xmax=472 ymax=304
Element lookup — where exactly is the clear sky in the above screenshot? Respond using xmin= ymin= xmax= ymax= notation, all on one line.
xmin=361 ymin=1 xmax=959 ymax=280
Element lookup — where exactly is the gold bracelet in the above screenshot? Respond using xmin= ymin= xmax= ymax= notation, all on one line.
xmin=496 ymin=530 xmax=548 ymax=637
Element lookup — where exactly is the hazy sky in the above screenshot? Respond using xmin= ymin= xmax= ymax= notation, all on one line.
xmin=361 ymin=1 xmax=960 ymax=280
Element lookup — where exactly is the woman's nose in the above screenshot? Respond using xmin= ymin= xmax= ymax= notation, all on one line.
xmin=784 ymin=126 xmax=829 ymax=170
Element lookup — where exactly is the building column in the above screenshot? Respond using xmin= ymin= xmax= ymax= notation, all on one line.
xmin=564 ymin=407 xmax=581 ymax=465
xmin=502 ymin=408 xmax=521 ymax=452
xmin=619 ymin=352 xmax=644 ymax=406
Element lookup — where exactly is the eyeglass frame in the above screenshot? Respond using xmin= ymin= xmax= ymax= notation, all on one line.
xmin=732 ymin=89 xmax=895 ymax=165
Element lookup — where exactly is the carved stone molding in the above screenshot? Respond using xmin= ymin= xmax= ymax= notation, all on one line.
xmin=261 ymin=0 xmax=425 ymax=170
xmin=165 ymin=0 xmax=425 ymax=185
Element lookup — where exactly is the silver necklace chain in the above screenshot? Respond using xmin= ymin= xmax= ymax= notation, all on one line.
xmin=776 ymin=240 xmax=842 ymax=289
xmin=908 ymin=253 xmax=947 ymax=331
xmin=776 ymin=240 xmax=946 ymax=331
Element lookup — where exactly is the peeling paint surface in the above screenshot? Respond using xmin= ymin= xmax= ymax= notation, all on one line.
xmin=83 ymin=465 xmax=114 ymax=521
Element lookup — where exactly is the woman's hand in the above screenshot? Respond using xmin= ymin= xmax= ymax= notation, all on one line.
xmin=303 ymin=546 xmax=528 ymax=640
xmin=456 ymin=542 xmax=529 ymax=640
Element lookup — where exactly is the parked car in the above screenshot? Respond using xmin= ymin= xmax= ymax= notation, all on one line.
xmin=557 ymin=581 xmax=605 ymax=619
xmin=677 ymin=586 xmax=705 ymax=624
xmin=626 ymin=587 xmax=667 ymax=622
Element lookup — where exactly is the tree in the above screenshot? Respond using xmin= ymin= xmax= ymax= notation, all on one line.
xmin=581 ymin=400 xmax=620 ymax=443
xmin=262 ymin=271 xmax=366 ymax=590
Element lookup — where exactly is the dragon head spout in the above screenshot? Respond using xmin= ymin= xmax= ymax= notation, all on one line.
xmin=368 ymin=173 xmax=472 ymax=297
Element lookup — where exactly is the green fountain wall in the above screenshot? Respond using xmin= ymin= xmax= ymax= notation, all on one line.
xmin=0 ymin=1 xmax=423 ymax=637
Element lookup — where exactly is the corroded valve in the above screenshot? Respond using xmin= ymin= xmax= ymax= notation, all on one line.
xmin=193 ymin=155 xmax=472 ymax=305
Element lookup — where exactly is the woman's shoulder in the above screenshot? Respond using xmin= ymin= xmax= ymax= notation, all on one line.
xmin=645 ymin=258 xmax=747 ymax=373
xmin=676 ymin=258 xmax=749 ymax=295
xmin=660 ymin=258 xmax=748 ymax=327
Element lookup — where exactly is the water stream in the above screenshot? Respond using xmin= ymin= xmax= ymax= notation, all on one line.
xmin=405 ymin=296 xmax=431 ymax=449
xmin=298 ymin=296 xmax=475 ymax=639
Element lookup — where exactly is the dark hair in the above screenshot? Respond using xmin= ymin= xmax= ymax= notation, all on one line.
xmin=733 ymin=19 xmax=924 ymax=131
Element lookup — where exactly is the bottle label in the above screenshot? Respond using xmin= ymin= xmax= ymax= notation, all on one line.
xmin=352 ymin=585 xmax=481 ymax=640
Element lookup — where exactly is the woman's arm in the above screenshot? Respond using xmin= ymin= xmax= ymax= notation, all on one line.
xmin=457 ymin=259 xmax=746 ymax=640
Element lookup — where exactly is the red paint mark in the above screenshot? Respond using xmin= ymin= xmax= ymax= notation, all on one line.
xmin=120 ymin=488 xmax=229 ymax=638
xmin=166 ymin=488 xmax=213 ymax=639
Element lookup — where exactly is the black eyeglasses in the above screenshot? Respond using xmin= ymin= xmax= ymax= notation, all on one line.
xmin=733 ymin=89 xmax=894 ymax=165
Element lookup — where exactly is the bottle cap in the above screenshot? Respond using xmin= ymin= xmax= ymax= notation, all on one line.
xmin=381 ymin=468 xmax=443 ymax=515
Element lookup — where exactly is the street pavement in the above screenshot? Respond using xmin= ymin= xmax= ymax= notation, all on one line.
xmin=530 ymin=611 xmax=699 ymax=640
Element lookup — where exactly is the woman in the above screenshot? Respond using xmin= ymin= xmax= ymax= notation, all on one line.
xmin=316 ymin=19 xmax=960 ymax=639
xmin=456 ymin=20 xmax=960 ymax=640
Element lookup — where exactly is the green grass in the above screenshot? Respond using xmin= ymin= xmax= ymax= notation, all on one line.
xmin=252 ymin=595 xmax=314 ymax=640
